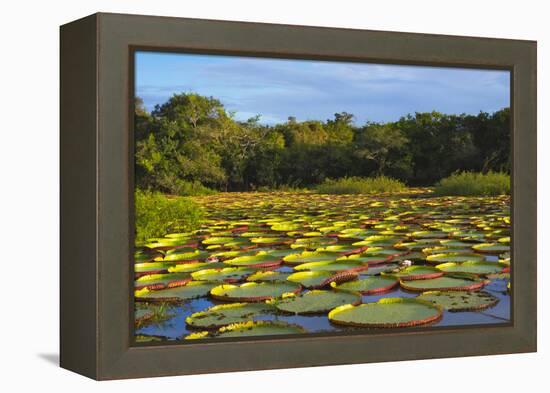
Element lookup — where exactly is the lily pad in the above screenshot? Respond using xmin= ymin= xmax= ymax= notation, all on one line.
xmin=283 ymin=251 xmax=338 ymax=265
xmin=287 ymin=270 xmax=357 ymax=289
xmin=417 ymin=290 xmax=499 ymax=311
xmin=135 ymin=273 xmax=192 ymax=290
xmin=400 ymin=276 xmax=485 ymax=292
xmin=294 ymin=260 xmax=369 ymax=272
xmin=333 ymin=275 xmax=399 ymax=294
xmin=223 ymin=254 xmax=282 ymax=268
xmin=168 ymin=262 xmax=225 ymax=273
xmin=426 ymin=253 xmax=485 ymax=264
xmin=273 ymin=290 xmax=361 ymax=314
xmin=246 ymin=270 xmax=291 ymax=282
xmin=217 ymin=321 xmax=306 ymax=337
xmin=328 ymin=298 xmax=442 ymax=328
xmin=390 ymin=265 xmax=444 ymax=281
xmin=191 ymin=267 xmax=256 ymax=282
xmin=436 ymin=261 xmax=507 ymax=275
xmin=135 ymin=281 xmax=217 ymax=302
xmin=163 ymin=248 xmax=208 ymax=262
xmin=210 ymin=282 xmax=301 ymax=302
xmin=186 ymin=302 xmax=275 ymax=329
xmin=472 ymin=243 xmax=510 ymax=253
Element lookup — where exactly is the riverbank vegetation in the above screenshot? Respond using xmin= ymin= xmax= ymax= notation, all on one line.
xmin=134 ymin=93 xmax=510 ymax=194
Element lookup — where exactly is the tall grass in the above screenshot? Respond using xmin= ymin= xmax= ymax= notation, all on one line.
xmin=135 ymin=189 xmax=204 ymax=243
xmin=434 ymin=172 xmax=510 ymax=196
xmin=316 ymin=176 xmax=406 ymax=194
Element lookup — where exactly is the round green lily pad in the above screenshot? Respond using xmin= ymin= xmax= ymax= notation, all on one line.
xmin=472 ymin=243 xmax=510 ymax=253
xmin=210 ymin=282 xmax=301 ymax=302
xmin=135 ymin=273 xmax=192 ymax=290
xmin=168 ymin=262 xmax=225 ymax=273
xmin=436 ymin=261 xmax=507 ymax=275
xmin=426 ymin=253 xmax=485 ymax=264
xmin=390 ymin=265 xmax=444 ymax=281
xmin=250 ymin=237 xmax=290 ymax=245
xmin=317 ymin=244 xmax=367 ymax=255
xmin=223 ymin=254 xmax=282 ymax=268
xmin=411 ymin=231 xmax=448 ymax=239
xmin=286 ymin=270 xmax=357 ymax=289
xmin=134 ymin=262 xmax=171 ymax=275
xmin=283 ymin=251 xmax=337 ymax=265
xmin=191 ymin=267 xmax=255 ymax=282
xmin=328 ymin=298 xmax=442 ymax=328
xmin=333 ymin=276 xmax=399 ymax=294
xmin=246 ymin=270 xmax=291 ymax=282
xmin=202 ymin=236 xmax=235 ymax=245
xmin=186 ymin=302 xmax=275 ymax=329
xmin=135 ymin=281 xmax=217 ymax=302
xmin=217 ymin=321 xmax=306 ymax=337
xmin=294 ymin=260 xmax=369 ymax=272
xmin=400 ymin=276 xmax=485 ymax=292
xmin=273 ymin=290 xmax=361 ymax=314
xmin=417 ymin=290 xmax=499 ymax=311
xmin=341 ymin=254 xmax=392 ymax=265
xmin=163 ymin=248 xmax=208 ymax=262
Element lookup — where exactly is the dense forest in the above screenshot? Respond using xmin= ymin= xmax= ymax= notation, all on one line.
xmin=135 ymin=93 xmax=510 ymax=194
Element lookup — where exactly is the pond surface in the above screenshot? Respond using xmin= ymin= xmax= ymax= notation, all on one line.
xmin=135 ymin=191 xmax=511 ymax=342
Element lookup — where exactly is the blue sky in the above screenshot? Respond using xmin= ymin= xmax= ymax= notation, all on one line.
xmin=135 ymin=51 xmax=510 ymax=125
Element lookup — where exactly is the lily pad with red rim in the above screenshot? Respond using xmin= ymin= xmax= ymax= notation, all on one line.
xmin=273 ymin=290 xmax=361 ymax=314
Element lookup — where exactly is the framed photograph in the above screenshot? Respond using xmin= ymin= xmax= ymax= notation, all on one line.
xmin=60 ymin=13 xmax=536 ymax=380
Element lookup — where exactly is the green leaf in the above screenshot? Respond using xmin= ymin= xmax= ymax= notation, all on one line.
xmin=135 ymin=281 xmax=217 ymax=302
xmin=186 ymin=302 xmax=275 ymax=329
xmin=436 ymin=261 xmax=507 ymax=275
xmin=217 ymin=321 xmax=307 ymax=337
xmin=328 ymin=298 xmax=442 ymax=327
xmin=273 ymin=290 xmax=361 ymax=314
xmin=400 ymin=276 xmax=484 ymax=292
xmin=417 ymin=291 xmax=499 ymax=311
xmin=210 ymin=282 xmax=301 ymax=302
xmin=333 ymin=276 xmax=398 ymax=294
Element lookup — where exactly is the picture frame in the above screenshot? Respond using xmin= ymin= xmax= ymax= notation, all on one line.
xmin=60 ymin=12 xmax=537 ymax=380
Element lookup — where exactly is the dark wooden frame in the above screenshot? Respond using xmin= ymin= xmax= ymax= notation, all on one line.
xmin=60 ymin=12 xmax=537 ymax=380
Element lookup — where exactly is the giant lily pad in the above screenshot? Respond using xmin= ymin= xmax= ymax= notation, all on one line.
xmin=417 ymin=290 xmax=499 ymax=311
xmin=168 ymin=262 xmax=225 ymax=273
xmin=163 ymin=248 xmax=208 ymax=262
xmin=273 ymin=290 xmax=361 ymax=314
xmin=135 ymin=273 xmax=192 ymax=290
xmin=217 ymin=321 xmax=306 ymax=337
xmin=389 ymin=265 xmax=444 ymax=281
xmin=246 ymin=270 xmax=291 ymax=282
xmin=287 ymin=270 xmax=357 ymax=289
xmin=328 ymin=298 xmax=442 ymax=328
xmin=472 ymin=243 xmax=510 ymax=254
xmin=223 ymin=254 xmax=282 ymax=268
xmin=400 ymin=276 xmax=485 ymax=292
xmin=135 ymin=281 xmax=217 ymax=302
xmin=283 ymin=251 xmax=337 ymax=265
xmin=333 ymin=276 xmax=399 ymax=294
xmin=191 ymin=267 xmax=256 ymax=283
xmin=186 ymin=302 xmax=275 ymax=329
xmin=210 ymin=282 xmax=301 ymax=302
xmin=436 ymin=261 xmax=507 ymax=275
xmin=294 ymin=260 xmax=369 ymax=272
xmin=426 ymin=253 xmax=485 ymax=264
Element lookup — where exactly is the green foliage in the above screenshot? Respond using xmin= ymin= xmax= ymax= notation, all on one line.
xmin=434 ymin=171 xmax=510 ymax=196
xmin=316 ymin=176 xmax=406 ymax=194
xmin=135 ymin=189 xmax=203 ymax=243
xmin=135 ymin=92 xmax=511 ymax=191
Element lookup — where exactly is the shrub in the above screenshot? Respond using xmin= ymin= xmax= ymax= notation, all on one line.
xmin=316 ymin=176 xmax=406 ymax=194
xmin=171 ymin=179 xmax=216 ymax=196
xmin=434 ymin=172 xmax=510 ymax=196
xmin=135 ymin=189 xmax=204 ymax=243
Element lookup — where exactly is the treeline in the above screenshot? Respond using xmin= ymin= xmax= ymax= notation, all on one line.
xmin=135 ymin=93 xmax=510 ymax=193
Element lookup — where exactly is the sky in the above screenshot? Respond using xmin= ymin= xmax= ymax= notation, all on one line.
xmin=135 ymin=51 xmax=510 ymax=125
